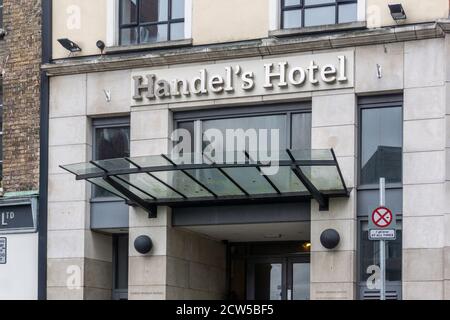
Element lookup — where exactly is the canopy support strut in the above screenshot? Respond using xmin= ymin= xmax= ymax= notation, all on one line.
xmin=286 ymin=150 xmax=329 ymax=211
xmin=104 ymin=176 xmax=158 ymax=218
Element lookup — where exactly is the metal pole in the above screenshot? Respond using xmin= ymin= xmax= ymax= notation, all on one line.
xmin=379 ymin=178 xmax=386 ymax=301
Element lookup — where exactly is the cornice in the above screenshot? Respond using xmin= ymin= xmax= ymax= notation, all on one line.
xmin=42 ymin=20 xmax=450 ymax=77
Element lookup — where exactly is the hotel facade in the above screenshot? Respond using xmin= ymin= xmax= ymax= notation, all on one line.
xmin=27 ymin=0 xmax=450 ymax=300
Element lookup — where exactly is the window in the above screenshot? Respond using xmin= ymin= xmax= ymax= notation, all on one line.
xmin=357 ymin=95 xmax=403 ymax=300
xmin=175 ymin=104 xmax=312 ymax=153
xmin=119 ymin=0 xmax=185 ymax=45
xmin=92 ymin=118 xmax=130 ymax=198
xmin=113 ymin=235 xmax=129 ymax=300
xmin=359 ymin=98 xmax=403 ymax=187
xmin=281 ymin=0 xmax=358 ymax=29
xmin=358 ymin=220 xmax=402 ymax=299
xmin=359 ymin=221 xmax=402 ymax=283
xmin=175 ymin=105 xmax=311 ymax=196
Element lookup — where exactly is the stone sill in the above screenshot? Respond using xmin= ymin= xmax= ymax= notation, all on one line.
xmin=42 ymin=20 xmax=450 ymax=76
xmin=105 ymin=38 xmax=193 ymax=55
xmin=269 ymin=21 xmax=367 ymax=38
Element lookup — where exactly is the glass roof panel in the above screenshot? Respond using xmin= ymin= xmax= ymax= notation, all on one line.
xmin=129 ymin=154 xmax=173 ymax=168
xmin=265 ymin=166 xmax=309 ymax=193
xmin=93 ymin=158 xmax=135 ymax=171
xmin=117 ymin=173 xmax=183 ymax=199
xmin=299 ymin=166 xmax=345 ymax=191
xmin=107 ymin=176 xmax=156 ymax=200
xmin=168 ymin=151 xmax=249 ymax=166
xmin=151 ymin=171 xmax=214 ymax=198
xmin=278 ymin=149 xmax=334 ymax=161
xmin=184 ymin=168 xmax=245 ymax=196
xmin=62 ymin=162 xmax=104 ymax=176
xmin=87 ymin=178 xmax=130 ymax=200
xmin=221 ymin=167 xmax=276 ymax=195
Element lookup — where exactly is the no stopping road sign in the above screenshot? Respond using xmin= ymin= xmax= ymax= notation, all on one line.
xmin=369 ymin=206 xmax=397 ymax=241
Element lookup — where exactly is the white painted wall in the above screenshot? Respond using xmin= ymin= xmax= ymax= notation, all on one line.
xmin=0 ymin=233 xmax=39 ymax=300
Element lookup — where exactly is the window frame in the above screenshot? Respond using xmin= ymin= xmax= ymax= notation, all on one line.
xmin=357 ymin=95 xmax=404 ymax=191
xmin=117 ymin=0 xmax=186 ymax=46
xmin=91 ymin=117 xmax=131 ymax=200
xmin=281 ymin=0 xmax=358 ymax=29
xmin=270 ymin=0 xmax=365 ymax=31
xmin=112 ymin=234 xmax=129 ymax=300
xmin=173 ymin=103 xmax=312 ymax=151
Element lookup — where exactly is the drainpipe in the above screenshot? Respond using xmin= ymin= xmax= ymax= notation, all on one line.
xmin=38 ymin=0 xmax=52 ymax=301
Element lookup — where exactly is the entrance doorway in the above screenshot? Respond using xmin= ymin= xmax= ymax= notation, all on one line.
xmin=229 ymin=242 xmax=310 ymax=301
xmin=247 ymin=257 xmax=310 ymax=300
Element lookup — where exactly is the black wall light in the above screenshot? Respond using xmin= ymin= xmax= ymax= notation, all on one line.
xmin=388 ymin=4 xmax=407 ymax=21
xmin=57 ymin=38 xmax=82 ymax=53
xmin=96 ymin=40 xmax=106 ymax=54
xmin=320 ymin=229 xmax=341 ymax=250
xmin=134 ymin=235 xmax=153 ymax=255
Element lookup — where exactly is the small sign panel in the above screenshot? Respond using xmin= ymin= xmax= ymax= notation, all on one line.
xmin=369 ymin=206 xmax=397 ymax=241
xmin=0 ymin=203 xmax=36 ymax=233
xmin=0 ymin=238 xmax=6 ymax=264
xmin=369 ymin=229 xmax=396 ymax=241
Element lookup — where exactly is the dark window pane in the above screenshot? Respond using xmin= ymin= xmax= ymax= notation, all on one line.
xmin=254 ymin=263 xmax=283 ymax=300
xmin=304 ymin=6 xmax=335 ymax=27
xmin=283 ymin=9 xmax=302 ymax=29
xmin=114 ymin=235 xmax=129 ymax=290
xmin=304 ymin=0 xmax=334 ymax=5
xmin=140 ymin=24 xmax=168 ymax=43
xmin=140 ymin=0 xmax=168 ymax=23
xmin=360 ymin=107 xmax=402 ymax=186
xmin=291 ymin=113 xmax=312 ymax=150
xmin=202 ymin=114 xmax=287 ymax=153
xmin=177 ymin=121 xmax=195 ymax=152
xmin=121 ymin=0 xmax=138 ymax=24
xmin=360 ymin=222 xmax=402 ymax=282
xmin=95 ymin=127 xmax=130 ymax=162
xmin=171 ymin=0 xmax=185 ymax=19
xmin=292 ymin=263 xmax=310 ymax=300
xmin=284 ymin=0 xmax=301 ymax=6
xmin=120 ymin=27 xmax=138 ymax=45
xmin=94 ymin=126 xmax=130 ymax=198
xmin=338 ymin=3 xmax=357 ymax=23
xmin=170 ymin=22 xmax=184 ymax=40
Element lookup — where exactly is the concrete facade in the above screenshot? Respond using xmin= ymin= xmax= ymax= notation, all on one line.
xmin=44 ymin=1 xmax=450 ymax=301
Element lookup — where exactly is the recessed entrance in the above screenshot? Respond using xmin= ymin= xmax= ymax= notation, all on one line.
xmin=229 ymin=242 xmax=310 ymax=301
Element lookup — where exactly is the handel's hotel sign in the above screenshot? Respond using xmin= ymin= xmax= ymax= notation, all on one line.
xmin=132 ymin=51 xmax=354 ymax=105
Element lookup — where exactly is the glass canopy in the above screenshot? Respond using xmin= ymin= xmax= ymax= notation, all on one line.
xmin=61 ymin=149 xmax=349 ymax=217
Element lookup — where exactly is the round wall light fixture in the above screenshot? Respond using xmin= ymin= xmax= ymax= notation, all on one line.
xmin=96 ymin=40 xmax=106 ymax=54
xmin=320 ymin=229 xmax=341 ymax=250
xmin=134 ymin=235 xmax=153 ymax=255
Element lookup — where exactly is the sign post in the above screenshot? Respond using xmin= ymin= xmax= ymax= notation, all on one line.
xmin=379 ymin=178 xmax=386 ymax=301
xmin=368 ymin=178 xmax=397 ymax=300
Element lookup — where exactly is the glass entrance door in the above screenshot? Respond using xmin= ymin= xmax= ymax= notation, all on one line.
xmin=288 ymin=258 xmax=310 ymax=300
xmin=247 ymin=257 xmax=310 ymax=300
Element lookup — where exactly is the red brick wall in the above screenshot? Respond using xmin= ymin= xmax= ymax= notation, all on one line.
xmin=1 ymin=0 xmax=41 ymax=192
